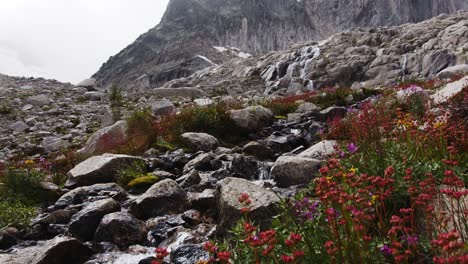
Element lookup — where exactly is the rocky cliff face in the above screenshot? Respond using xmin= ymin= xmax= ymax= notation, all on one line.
xmin=92 ymin=0 xmax=468 ymax=90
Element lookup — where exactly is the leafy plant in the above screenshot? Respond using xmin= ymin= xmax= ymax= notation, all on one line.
xmin=116 ymin=160 xmax=148 ymax=189
xmin=0 ymin=200 xmax=36 ymax=230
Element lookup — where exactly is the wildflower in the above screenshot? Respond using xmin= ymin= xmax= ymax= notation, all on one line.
xmin=347 ymin=143 xmax=358 ymax=153
xmin=348 ymin=167 xmax=357 ymax=174
xmin=292 ymin=250 xmax=305 ymax=259
xmin=24 ymin=159 xmax=35 ymax=166
xmin=281 ymin=255 xmax=295 ymax=263
xmin=217 ymin=251 xmax=231 ymax=262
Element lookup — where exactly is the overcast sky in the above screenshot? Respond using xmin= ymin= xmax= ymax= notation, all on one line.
xmin=0 ymin=0 xmax=169 ymax=84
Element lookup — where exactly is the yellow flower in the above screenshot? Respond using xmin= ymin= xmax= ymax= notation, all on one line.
xmin=326 ymin=176 xmax=333 ymax=182
xmin=25 ymin=160 xmax=35 ymax=165
xmin=433 ymin=121 xmax=444 ymax=129
xmin=348 ymin=167 xmax=358 ymax=174
xmin=370 ymin=195 xmax=379 ymax=205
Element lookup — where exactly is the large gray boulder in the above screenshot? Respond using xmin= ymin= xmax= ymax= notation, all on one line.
xmin=31 ymin=236 xmax=93 ymax=264
xmin=151 ymin=99 xmax=176 ymax=116
xmin=216 ymin=177 xmax=280 ymax=233
xmin=27 ymin=94 xmax=51 ymax=107
xmin=94 ymin=212 xmax=146 ymax=249
xmin=298 ymin=140 xmax=338 ymax=160
xmin=78 ymin=120 xmax=128 ymax=156
xmin=129 ymin=179 xmax=188 ymax=219
xmin=270 ymin=156 xmax=322 ymax=187
xmin=54 ymin=183 xmax=126 ymax=209
xmin=229 ymin=106 xmax=274 ymax=130
xmin=76 ymin=78 xmax=98 ymax=91
xmin=68 ymin=198 xmax=121 ymax=240
xmin=437 ymin=64 xmax=468 ymax=79
xmin=65 ymin=154 xmax=143 ymax=188
xmin=181 ymin=132 xmax=220 ymax=152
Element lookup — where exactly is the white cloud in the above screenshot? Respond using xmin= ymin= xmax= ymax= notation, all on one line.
xmin=0 ymin=0 xmax=169 ymax=83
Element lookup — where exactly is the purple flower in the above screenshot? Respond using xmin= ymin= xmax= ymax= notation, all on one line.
xmin=380 ymin=245 xmax=392 ymax=256
xmin=347 ymin=143 xmax=358 ymax=154
xmin=402 ymin=235 xmax=419 ymax=246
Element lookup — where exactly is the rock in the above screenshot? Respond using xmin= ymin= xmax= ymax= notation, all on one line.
xmin=76 ymin=78 xmax=98 ymax=91
xmin=318 ymin=106 xmax=347 ymax=121
xmin=68 ymin=198 xmax=121 ymax=240
xmin=33 ymin=209 xmax=76 ymax=225
xmin=31 ymin=236 xmax=93 ymax=264
xmin=9 ymin=121 xmax=28 ymax=132
xmin=177 ymin=170 xmax=202 ymax=188
xmin=42 ymin=137 xmax=69 ymax=153
xmin=296 ymin=102 xmax=320 ymax=114
xmin=437 ymin=64 xmax=468 ymax=79
xmin=54 ymin=183 xmax=126 ymax=209
xmin=129 ymin=179 xmax=188 ymax=219
xmin=188 ymin=189 xmax=216 ymax=213
xmin=298 ymin=140 xmax=338 ymax=160
xmin=216 ymin=177 xmax=280 ymax=233
xmin=230 ymin=154 xmax=259 ymax=180
xmin=65 ymin=153 xmax=142 ymax=188
xmin=171 ymin=244 xmax=209 ymax=264
xmin=181 ymin=132 xmax=220 ymax=152
xmin=84 ymin=91 xmax=104 ymax=101
xmin=27 ymin=94 xmax=50 ymax=106
xmin=0 ymin=228 xmax=19 ymax=250
xmin=77 ymin=120 xmax=128 ymax=156
xmin=229 ymin=106 xmax=274 ymax=130
xmin=151 ymin=99 xmax=176 ymax=116
xmin=183 ymin=153 xmax=222 ymax=174
xmin=270 ymin=156 xmax=322 ymax=187
xmin=152 ymin=87 xmax=208 ymax=98
xmin=94 ymin=212 xmax=146 ymax=249
xmin=242 ymin=141 xmax=273 ymax=160
xmin=194 ymin=98 xmax=214 ymax=106
xmin=431 ymin=76 xmax=468 ymax=104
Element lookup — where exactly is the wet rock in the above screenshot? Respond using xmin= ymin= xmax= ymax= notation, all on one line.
xmin=229 ymin=106 xmax=274 ymax=130
xmin=32 ymin=236 xmax=93 ymax=264
xmin=270 ymin=156 xmax=322 ymax=187
xmin=54 ymin=183 xmax=126 ymax=209
xmin=181 ymin=132 xmax=220 ymax=152
xmin=151 ymin=99 xmax=176 ymax=116
xmin=94 ymin=212 xmax=146 ymax=249
xmin=188 ymin=189 xmax=216 ymax=213
xmin=65 ymin=154 xmax=143 ymax=188
xmin=69 ymin=198 xmax=121 ymax=240
xmin=181 ymin=210 xmax=202 ymax=227
xmin=129 ymin=179 xmax=188 ymax=219
xmin=177 ymin=170 xmax=202 ymax=188
xmin=33 ymin=209 xmax=77 ymax=225
xmin=216 ymin=177 xmax=280 ymax=233
xmin=77 ymin=120 xmax=128 ymax=156
xmin=230 ymin=154 xmax=259 ymax=180
xmin=183 ymin=153 xmax=222 ymax=174
xmin=298 ymin=140 xmax=338 ymax=160
xmin=171 ymin=244 xmax=209 ymax=264
xmin=151 ymin=170 xmax=176 ymax=180
xmin=242 ymin=141 xmax=273 ymax=160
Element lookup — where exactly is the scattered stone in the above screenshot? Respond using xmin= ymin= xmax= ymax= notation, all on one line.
xmin=94 ymin=212 xmax=146 ymax=249
xmin=68 ymin=198 xmax=121 ymax=240
xmin=181 ymin=132 xmax=220 ymax=152
xmin=270 ymin=156 xmax=322 ymax=187
xmin=229 ymin=106 xmax=274 ymax=130
xmin=65 ymin=154 xmax=143 ymax=188
xmin=298 ymin=140 xmax=338 ymax=160
xmin=9 ymin=121 xmax=28 ymax=132
xmin=27 ymin=94 xmax=51 ymax=107
xmin=129 ymin=179 xmax=188 ymax=219
xmin=32 ymin=236 xmax=93 ymax=264
xmin=151 ymin=99 xmax=176 ymax=116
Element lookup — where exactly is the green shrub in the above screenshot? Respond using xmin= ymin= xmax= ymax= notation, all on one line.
xmin=0 ymin=164 xmax=45 ymax=203
xmin=118 ymin=108 xmax=157 ymax=154
xmin=116 ymin=160 xmax=148 ymax=189
xmin=0 ymin=200 xmax=36 ymax=230
xmin=0 ymin=101 xmax=13 ymax=114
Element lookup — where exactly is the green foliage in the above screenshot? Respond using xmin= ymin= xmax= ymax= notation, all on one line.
xmin=119 ymin=108 xmax=157 ymax=154
xmin=261 ymin=100 xmax=299 ymax=116
xmin=158 ymin=105 xmax=249 ymax=147
xmin=0 ymin=101 xmax=13 ymax=114
xmin=0 ymin=200 xmax=36 ymax=230
xmin=127 ymin=175 xmax=159 ymax=189
xmin=116 ymin=160 xmax=148 ymax=189
xmin=109 ymin=84 xmax=124 ymax=120
xmin=0 ymin=166 xmax=45 ymax=203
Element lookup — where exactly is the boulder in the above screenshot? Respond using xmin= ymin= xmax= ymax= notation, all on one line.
xmin=54 ymin=183 xmax=126 ymax=209
xmin=76 ymin=78 xmax=98 ymax=91
xmin=84 ymin=91 xmax=105 ymax=101
xmin=216 ymin=177 xmax=280 ymax=233
xmin=298 ymin=140 xmax=338 ymax=160
xmin=270 ymin=156 xmax=322 ymax=187
xmin=94 ymin=212 xmax=146 ymax=249
xmin=437 ymin=64 xmax=468 ymax=79
xmin=42 ymin=137 xmax=69 ymax=153
xmin=65 ymin=154 xmax=142 ymax=188
xmin=0 ymin=228 xmax=19 ymax=250
xmin=27 ymin=94 xmax=51 ymax=107
xmin=129 ymin=179 xmax=188 ymax=219
xmin=183 ymin=153 xmax=222 ymax=174
xmin=242 ymin=141 xmax=273 ymax=160
xmin=229 ymin=106 xmax=274 ymax=130
xmin=230 ymin=154 xmax=259 ymax=180
xmin=152 ymin=87 xmax=208 ymax=98
xmin=77 ymin=120 xmax=128 ymax=156
xmin=431 ymin=76 xmax=468 ymax=104
xmin=181 ymin=132 xmax=219 ymax=152
xmin=68 ymin=198 xmax=121 ymax=240
xmin=151 ymin=99 xmax=176 ymax=116
xmin=318 ymin=106 xmax=347 ymax=121
xmin=30 ymin=236 xmax=93 ymax=264
xmin=9 ymin=121 xmax=28 ymax=132
xmin=177 ymin=170 xmax=202 ymax=188
xmin=296 ymin=102 xmax=320 ymax=114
